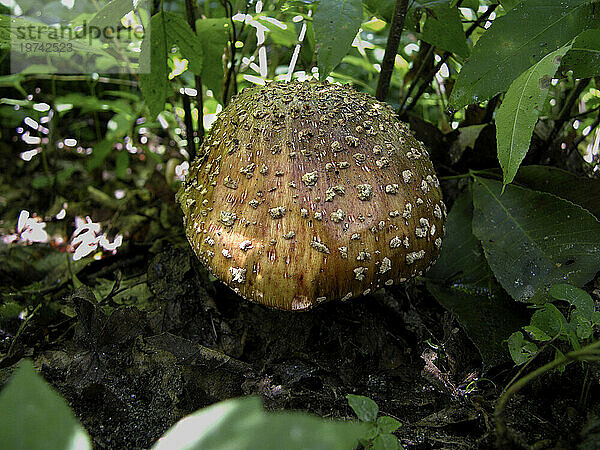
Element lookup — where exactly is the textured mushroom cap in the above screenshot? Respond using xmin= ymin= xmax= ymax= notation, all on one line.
xmin=177 ymin=81 xmax=446 ymax=311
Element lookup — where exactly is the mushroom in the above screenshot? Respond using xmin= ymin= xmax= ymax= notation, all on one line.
xmin=177 ymin=81 xmax=446 ymax=311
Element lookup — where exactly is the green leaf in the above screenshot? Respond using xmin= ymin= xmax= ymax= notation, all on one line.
xmin=427 ymin=282 xmax=527 ymax=367
xmin=195 ymin=18 xmax=230 ymax=102
xmin=510 ymin=165 xmax=600 ymax=219
xmin=153 ymin=396 xmax=366 ymax=450
xmin=426 ymin=188 xmax=490 ymax=291
xmin=346 ymin=394 xmax=379 ymax=422
xmin=561 ymin=28 xmax=600 ymax=77
xmin=426 ymin=188 xmax=528 ymax=367
xmin=0 ymin=301 xmax=23 ymax=320
xmin=496 ymin=46 xmax=571 ymax=185
xmin=507 ymin=331 xmax=538 ymax=365
xmin=523 ymin=325 xmax=553 ymax=341
xmin=550 ymin=284 xmax=594 ymax=317
xmin=472 ymin=177 xmax=600 ymax=302
xmin=163 ymin=11 xmax=203 ymax=75
xmin=115 ymin=151 xmax=129 ymax=179
xmin=449 ymin=0 xmax=599 ymax=109
xmin=0 ymin=360 xmax=91 ymax=449
xmin=314 ymin=0 xmax=364 ymax=80
xmin=377 ymin=416 xmax=402 ymax=433
xmin=373 ymin=433 xmax=401 ymax=450
xmin=87 ymin=139 xmax=114 ymax=171
xmin=531 ymin=303 xmax=567 ymax=338
xmin=422 ymin=5 xmax=469 ymax=58
xmin=499 ymin=0 xmax=518 ymax=11
xmin=571 ymin=312 xmax=593 ymax=339
xmin=139 ymin=12 xmax=170 ymax=119
xmin=89 ymin=0 xmax=146 ymax=29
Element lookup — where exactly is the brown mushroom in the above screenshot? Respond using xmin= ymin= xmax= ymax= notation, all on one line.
xmin=177 ymin=81 xmax=446 ymax=311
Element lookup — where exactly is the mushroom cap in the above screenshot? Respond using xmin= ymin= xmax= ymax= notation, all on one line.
xmin=177 ymin=81 xmax=446 ymax=311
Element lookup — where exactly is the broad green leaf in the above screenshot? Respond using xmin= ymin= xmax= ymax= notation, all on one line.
xmin=0 ymin=360 xmax=91 ymax=450
xmin=496 ymin=46 xmax=570 ymax=185
xmin=377 ymin=416 xmax=402 ymax=433
xmin=523 ymin=325 xmax=553 ymax=341
xmin=550 ymin=283 xmax=594 ymax=317
xmin=531 ymin=303 xmax=567 ymax=338
xmin=561 ymin=28 xmax=600 ymax=77
xmin=426 ymin=188 xmax=528 ymax=367
xmin=154 ymin=396 xmax=366 ymax=450
xmin=363 ymin=0 xmax=448 ymax=23
xmin=472 ymin=177 xmax=600 ymax=302
xmin=314 ymin=0 xmax=364 ymax=80
xmin=571 ymin=312 xmax=593 ymax=339
xmin=87 ymin=139 xmax=113 ymax=170
xmin=511 ymin=165 xmax=600 ymax=219
xmin=507 ymin=331 xmax=538 ymax=365
xmin=346 ymin=394 xmax=379 ymax=422
xmin=426 ymin=188 xmax=490 ymax=290
xmin=195 ymin=18 xmax=230 ymax=102
xmin=499 ymin=0 xmax=518 ymax=11
xmin=422 ymin=5 xmax=469 ymax=58
xmin=449 ymin=0 xmax=599 ymax=109
xmin=163 ymin=11 xmax=203 ymax=75
xmin=427 ymin=283 xmax=527 ymax=367
xmin=373 ymin=433 xmax=401 ymax=450
xmin=88 ymin=0 xmax=146 ymax=29
xmin=139 ymin=12 xmax=170 ymax=119
xmin=115 ymin=151 xmax=129 ymax=179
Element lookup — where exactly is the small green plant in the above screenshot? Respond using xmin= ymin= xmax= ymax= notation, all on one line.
xmin=346 ymin=394 xmax=403 ymax=450
xmin=507 ymin=283 xmax=600 ymax=366
xmin=0 ymin=360 xmax=367 ymax=450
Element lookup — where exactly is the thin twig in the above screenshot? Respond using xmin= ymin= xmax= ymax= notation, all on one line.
xmin=397 ymin=44 xmax=434 ymax=112
xmin=181 ymin=87 xmax=196 ymax=159
xmin=540 ymin=78 xmax=590 ymax=160
xmin=495 ymin=340 xmax=600 ymax=441
xmin=570 ymin=104 xmax=600 ymax=120
xmin=286 ymin=10 xmax=312 ymax=82
xmin=184 ymin=0 xmax=204 ymax=157
xmin=375 ymin=0 xmax=409 ymax=101
xmin=222 ymin=0 xmax=238 ymax=106
xmin=400 ymin=4 xmax=497 ymax=114
xmin=567 ymin=109 xmax=600 ymax=159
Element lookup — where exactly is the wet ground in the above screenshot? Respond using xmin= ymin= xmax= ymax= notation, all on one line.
xmin=2 ymin=240 xmax=598 ymax=449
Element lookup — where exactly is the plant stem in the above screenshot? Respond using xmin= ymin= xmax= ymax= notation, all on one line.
xmin=567 ymin=109 xmax=600 ymax=159
xmin=545 ymin=78 xmax=590 ymax=148
xmin=222 ymin=0 xmax=239 ymax=106
xmin=495 ymin=339 xmax=600 ymax=441
xmin=181 ymin=90 xmax=196 ymax=159
xmin=375 ymin=0 xmax=409 ymax=101
xmin=397 ymin=44 xmax=435 ymax=113
xmin=184 ymin=0 xmax=204 ymax=157
xmin=400 ymin=4 xmax=497 ymax=115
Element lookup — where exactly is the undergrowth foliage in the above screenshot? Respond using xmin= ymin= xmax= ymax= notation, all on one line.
xmin=1 ymin=0 xmax=600 ymax=448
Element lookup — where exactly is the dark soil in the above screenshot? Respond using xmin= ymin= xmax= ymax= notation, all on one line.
xmin=2 ymin=239 xmax=599 ymax=449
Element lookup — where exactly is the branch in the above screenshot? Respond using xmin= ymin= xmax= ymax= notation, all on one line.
xmin=544 ymin=78 xmax=590 ymax=150
xmin=399 ymin=4 xmax=498 ymax=115
xmin=181 ymin=89 xmax=196 ymax=159
xmin=184 ymin=0 xmax=204 ymax=157
xmin=567 ymin=108 xmax=600 ymax=159
xmin=495 ymin=340 xmax=600 ymax=443
xmin=375 ymin=0 xmax=409 ymax=101
xmin=222 ymin=0 xmax=239 ymax=106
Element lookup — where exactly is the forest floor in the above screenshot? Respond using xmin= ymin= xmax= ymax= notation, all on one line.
xmin=1 ymin=131 xmax=599 ymax=449
xmin=2 ymin=236 xmax=600 ymax=449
